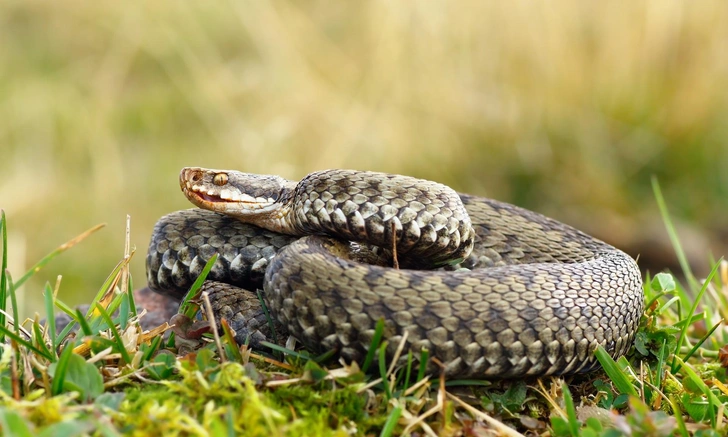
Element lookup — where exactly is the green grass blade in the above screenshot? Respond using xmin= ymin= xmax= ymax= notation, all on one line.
xmin=392 ymin=363 xmax=405 ymax=394
xmin=378 ymin=341 xmax=392 ymax=400
xmin=100 ymin=284 xmax=129 ymax=323
xmin=88 ymin=337 xmax=125 ymax=354
xmin=32 ymin=322 xmax=55 ymax=361
xmin=56 ymin=318 xmax=79 ymax=345
xmin=361 ymin=319 xmax=385 ymax=373
xmin=668 ymin=396 xmax=690 ymax=437
xmin=85 ymin=255 xmax=129 ymax=319
xmin=676 ymin=299 xmax=683 ymax=322
xmin=220 ymin=320 xmax=243 ymax=362
xmin=94 ymin=302 xmax=132 ymax=365
xmin=655 ymin=338 xmax=667 ymax=391
xmin=141 ymin=335 xmax=163 ymax=363
xmin=167 ymin=253 xmax=219 ymax=347
xmin=672 ymin=312 xmax=705 ymax=330
xmin=53 ymin=297 xmax=79 ymax=319
xmin=644 ymin=291 xmax=671 ymax=312
xmin=5 ymin=271 xmax=19 ymax=336
xmin=595 ymin=346 xmax=638 ymax=397
xmin=0 ymin=324 xmax=53 ymax=360
xmin=256 ymin=289 xmax=278 ymax=348
xmin=43 ymin=282 xmax=58 ymax=354
xmin=682 ymin=318 xmax=723 ymax=364
xmin=656 ymin=296 xmax=681 ymax=315
xmin=416 ymin=348 xmax=429 ymax=382
xmin=118 ymin=292 xmax=130 ymax=331
xmin=178 ymin=253 xmax=219 ymax=317
xmin=402 ymin=351 xmax=413 ymax=393
xmin=673 ymin=356 xmax=726 ymax=419
xmin=652 ymin=177 xmax=699 ymax=292
xmin=126 ymin=273 xmax=137 ymax=317
xmin=444 ymin=380 xmax=493 ymax=387
xmin=313 ymin=348 xmax=337 ymax=364
xmin=671 ymin=259 xmax=721 ymax=373
xmin=562 ymin=382 xmax=580 ymax=436
xmin=0 ymin=210 xmax=8 ymax=336
xmin=51 ymin=342 xmax=75 ymax=395
xmin=75 ymin=309 xmax=93 ymax=336
xmin=259 ymin=341 xmax=312 ymax=360
xmin=379 ymin=405 xmax=402 ymax=437
xmin=707 ymin=383 xmax=717 ymax=428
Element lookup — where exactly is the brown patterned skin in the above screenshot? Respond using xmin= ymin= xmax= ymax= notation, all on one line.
xmin=147 ymin=168 xmax=644 ymax=378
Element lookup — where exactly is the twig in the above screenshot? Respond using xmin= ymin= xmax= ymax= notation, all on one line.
xmin=202 ymin=292 xmax=226 ymax=362
xmin=247 ymin=352 xmax=295 ymax=371
xmin=391 ymin=221 xmax=399 ymax=269
xmin=403 ymin=375 xmax=430 ymax=397
xmin=386 ymin=330 xmax=409 ymax=377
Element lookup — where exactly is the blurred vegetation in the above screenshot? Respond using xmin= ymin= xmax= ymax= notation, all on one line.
xmin=2 ymin=1 xmax=728 ymax=315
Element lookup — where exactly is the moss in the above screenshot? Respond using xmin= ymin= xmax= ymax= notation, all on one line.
xmin=113 ymin=362 xmax=375 ymax=436
xmin=269 ymin=383 xmax=384 ymax=434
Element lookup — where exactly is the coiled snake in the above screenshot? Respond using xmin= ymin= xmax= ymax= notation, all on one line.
xmin=146 ymin=168 xmax=643 ymax=378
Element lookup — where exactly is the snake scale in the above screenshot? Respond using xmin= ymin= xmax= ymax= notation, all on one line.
xmin=146 ymin=168 xmax=643 ymax=378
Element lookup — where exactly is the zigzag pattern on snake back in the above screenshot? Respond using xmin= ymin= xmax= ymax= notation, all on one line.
xmin=146 ymin=168 xmax=644 ymax=378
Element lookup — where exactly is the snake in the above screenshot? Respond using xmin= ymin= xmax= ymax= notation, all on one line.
xmin=146 ymin=168 xmax=644 ymax=378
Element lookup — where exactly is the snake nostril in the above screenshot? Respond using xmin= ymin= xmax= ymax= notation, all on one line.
xmin=190 ymin=170 xmax=202 ymax=183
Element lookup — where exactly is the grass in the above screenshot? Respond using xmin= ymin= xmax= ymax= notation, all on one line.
xmin=1 ymin=181 xmax=728 ymax=436
xmin=4 ymin=1 xmax=728 ymax=315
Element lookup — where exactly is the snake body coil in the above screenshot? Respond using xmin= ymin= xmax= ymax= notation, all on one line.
xmin=147 ymin=168 xmax=643 ymax=378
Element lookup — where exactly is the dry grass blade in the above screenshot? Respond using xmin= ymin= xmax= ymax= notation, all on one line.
xmin=120 ymin=215 xmax=131 ymax=306
xmin=386 ymin=330 xmax=408 ymax=378
xmin=391 ymin=221 xmax=399 ymax=270
xmin=401 ymin=370 xmax=448 ymax=436
xmin=403 ymin=376 xmax=431 ymax=397
xmin=202 ymin=291 xmax=225 ymax=362
xmin=248 ymin=352 xmax=296 ymax=372
xmin=533 ymin=378 xmax=566 ymax=419
xmin=14 ymin=223 xmax=106 ymax=289
xmin=446 ymin=393 xmax=525 ymax=437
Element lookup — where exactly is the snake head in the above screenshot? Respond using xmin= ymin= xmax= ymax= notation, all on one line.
xmin=180 ymin=167 xmax=295 ymax=224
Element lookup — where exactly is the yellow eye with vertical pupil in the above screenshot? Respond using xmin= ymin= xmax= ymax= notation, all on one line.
xmin=213 ymin=173 xmax=228 ymax=186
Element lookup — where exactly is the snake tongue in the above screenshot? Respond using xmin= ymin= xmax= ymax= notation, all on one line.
xmin=198 ymin=192 xmax=223 ymax=203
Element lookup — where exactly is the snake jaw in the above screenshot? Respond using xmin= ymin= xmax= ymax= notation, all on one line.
xmin=179 ymin=167 xmax=294 ymax=225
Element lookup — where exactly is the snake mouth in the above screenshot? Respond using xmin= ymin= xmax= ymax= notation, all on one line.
xmin=182 ymin=187 xmax=236 ymax=209
xmin=194 ymin=191 xmax=237 ymax=204
xmin=184 ymin=186 xmax=277 ymax=215
xmin=187 ymin=189 xmax=260 ymax=207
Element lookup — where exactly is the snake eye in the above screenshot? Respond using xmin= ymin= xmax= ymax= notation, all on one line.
xmin=213 ymin=173 xmax=228 ymax=186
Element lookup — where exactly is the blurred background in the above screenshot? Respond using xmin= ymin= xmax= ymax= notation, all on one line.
xmin=2 ymin=1 xmax=728 ymax=316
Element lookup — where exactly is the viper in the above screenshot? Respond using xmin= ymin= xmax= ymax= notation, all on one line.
xmin=146 ymin=167 xmax=643 ymax=378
